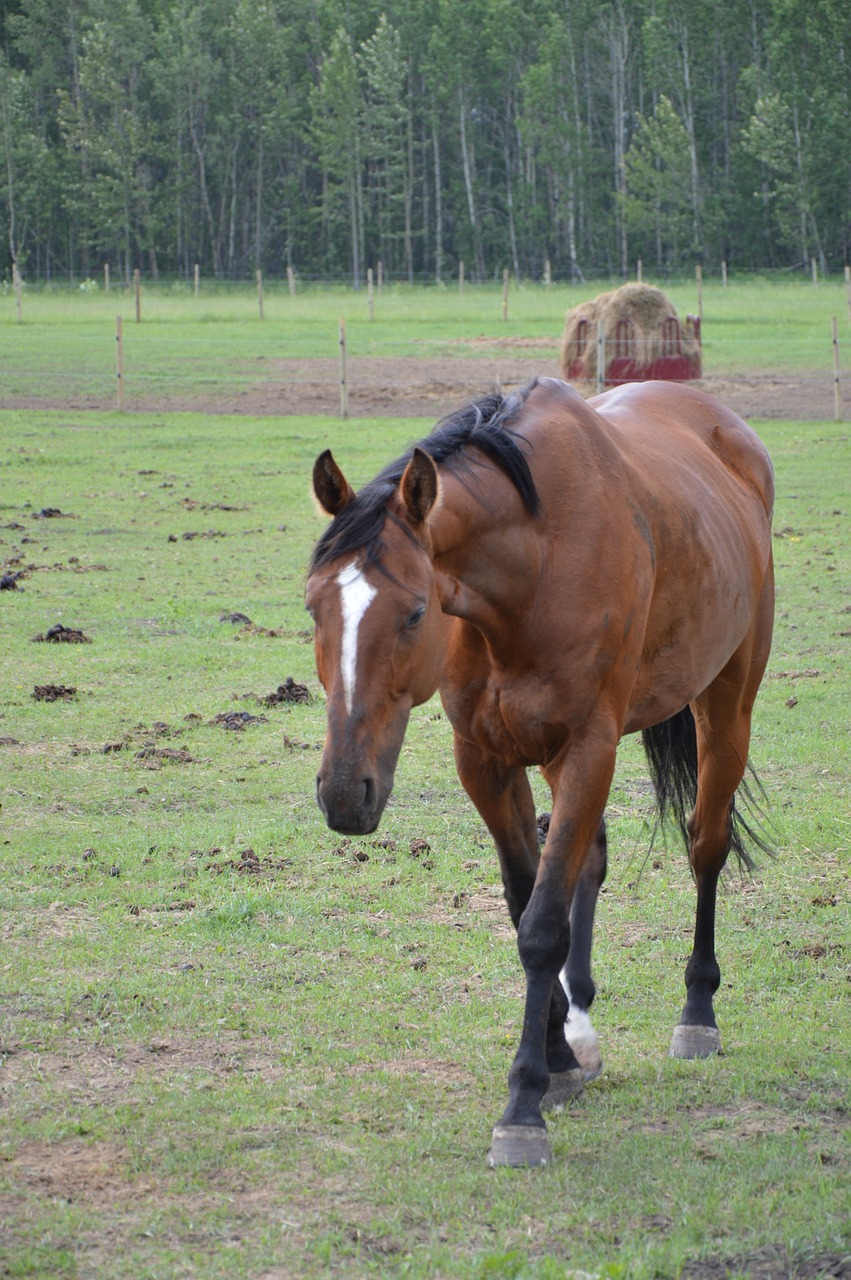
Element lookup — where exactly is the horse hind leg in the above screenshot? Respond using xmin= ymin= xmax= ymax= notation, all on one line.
xmin=671 ymin=644 xmax=770 ymax=1059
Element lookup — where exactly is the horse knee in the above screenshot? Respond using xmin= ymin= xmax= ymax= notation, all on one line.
xmin=517 ymin=894 xmax=570 ymax=977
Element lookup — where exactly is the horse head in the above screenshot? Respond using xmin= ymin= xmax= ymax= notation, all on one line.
xmin=306 ymin=447 xmax=449 ymax=835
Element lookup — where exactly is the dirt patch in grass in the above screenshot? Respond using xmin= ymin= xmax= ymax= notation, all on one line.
xmin=343 ymin=1053 xmax=473 ymax=1088
xmin=134 ymin=744 xmax=201 ymax=765
xmin=5 ymin=1139 xmax=130 ymax=1208
xmin=2 ymin=353 xmax=844 ymax=420
xmin=465 ymin=887 xmax=515 ymax=940
xmin=0 ymin=1122 xmax=306 ymax=1272
xmin=0 ymin=1033 xmax=293 ymax=1103
xmin=679 ymin=1245 xmax=851 ymax=1279
xmin=236 ymin=355 xmax=846 ymax=422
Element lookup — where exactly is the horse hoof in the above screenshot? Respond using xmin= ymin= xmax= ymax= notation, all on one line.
xmin=488 ymin=1124 xmax=552 ymax=1169
xmin=669 ymin=1024 xmax=722 ymax=1059
xmin=542 ymin=1068 xmax=584 ymax=1110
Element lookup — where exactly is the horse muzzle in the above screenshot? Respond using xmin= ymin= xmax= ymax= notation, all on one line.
xmin=315 ymin=696 xmax=412 ymax=835
xmin=316 ymin=767 xmax=388 ymax=835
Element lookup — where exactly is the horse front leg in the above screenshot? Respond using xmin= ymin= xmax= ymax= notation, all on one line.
xmin=488 ymin=739 xmax=617 ymax=1169
xmin=452 ymin=739 xmax=584 ymax=1126
xmin=560 ymin=819 xmax=607 ymax=1082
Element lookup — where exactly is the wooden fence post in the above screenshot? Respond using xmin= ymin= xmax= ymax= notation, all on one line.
xmin=377 ymin=260 xmax=383 ymax=294
xmin=832 ymin=315 xmax=841 ymax=422
xmin=544 ymin=258 xmax=551 ymax=288
xmin=845 ymin=265 xmax=851 ymax=320
xmin=367 ymin=267 xmax=374 ymax=320
xmin=338 ymin=318 xmax=349 ymax=420
xmin=256 ymin=269 xmax=264 ymax=320
xmin=194 ymin=263 xmax=200 ymax=296
xmin=721 ymin=259 xmax=728 ymax=288
xmin=116 ymin=315 xmax=125 ymax=411
xmin=459 ymin=260 xmax=465 ymax=294
xmin=636 ymin=258 xmax=643 ymax=282
xmin=134 ymin=268 xmax=141 ymax=323
xmin=502 ymin=268 xmax=509 ymax=321
xmin=596 ymin=321 xmax=606 ymax=395
xmin=287 ymin=265 xmax=296 ymax=297
xmin=104 ymin=262 xmax=110 ymax=293
xmin=811 ymin=257 xmax=818 ymax=286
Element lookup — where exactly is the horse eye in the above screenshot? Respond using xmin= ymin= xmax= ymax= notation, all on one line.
xmin=405 ymin=606 xmax=426 ymax=630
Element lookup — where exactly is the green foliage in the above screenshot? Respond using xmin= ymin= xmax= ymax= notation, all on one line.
xmin=622 ymin=96 xmax=693 ymax=271
xmin=311 ymin=28 xmax=364 ymax=279
xmin=1 ymin=1 xmax=851 ymax=283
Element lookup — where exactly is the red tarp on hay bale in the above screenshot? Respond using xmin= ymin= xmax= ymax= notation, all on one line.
xmin=560 ymin=283 xmax=701 ymax=386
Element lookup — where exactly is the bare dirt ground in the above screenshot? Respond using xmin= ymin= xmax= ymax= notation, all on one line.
xmin=6 ymin=348 xmax=847 ymax=421
xmin=212 ymin=353 xmax=845 ymax=421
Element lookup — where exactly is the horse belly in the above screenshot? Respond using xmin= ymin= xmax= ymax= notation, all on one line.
xmin=626 ymin=530 xmax=769 ymax=730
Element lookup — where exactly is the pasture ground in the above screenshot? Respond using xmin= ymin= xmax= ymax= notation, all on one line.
xmin=2 ymin=277 xmax=849 ymax=421
xmin=0 ymin=282 xmax=849 ymax=1279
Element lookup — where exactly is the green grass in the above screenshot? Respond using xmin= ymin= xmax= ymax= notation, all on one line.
xmin=0 ymin=406 xmax=848 ymax=1280
xmin=1 ymin=276 xmax=849 ymax=409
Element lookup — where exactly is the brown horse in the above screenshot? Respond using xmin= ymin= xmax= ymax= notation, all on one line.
xmin=306 ymin=377 xmax=774 ymax=1168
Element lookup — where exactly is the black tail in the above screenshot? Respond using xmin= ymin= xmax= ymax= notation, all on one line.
xmin=641 ymin=707 xmax=773 ymax=873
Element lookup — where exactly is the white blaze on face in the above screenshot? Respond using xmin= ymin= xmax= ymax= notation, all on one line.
xmin=336 ymin=560 xmax=377 ymax=715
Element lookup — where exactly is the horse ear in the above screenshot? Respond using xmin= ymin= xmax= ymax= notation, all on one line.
xmin=400 ymin=447 xmax=440 ymax=525
xmin=313 ymin=449 xmax=356 ymax=516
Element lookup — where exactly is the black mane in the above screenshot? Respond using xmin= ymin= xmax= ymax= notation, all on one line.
xmin=309 ymin=381 xmax=541 ymax=574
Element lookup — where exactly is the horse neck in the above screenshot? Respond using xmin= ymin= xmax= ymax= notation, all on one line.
xmin=429 ymin=466 xmax=541 ymax=641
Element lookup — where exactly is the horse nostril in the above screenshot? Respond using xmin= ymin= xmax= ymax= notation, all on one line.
xmin=363 ymin=776 xmax=377 ymax=810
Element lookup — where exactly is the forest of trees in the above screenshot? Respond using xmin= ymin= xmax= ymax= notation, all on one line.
xmin=1 ymin=0 xmax=849 ymax=287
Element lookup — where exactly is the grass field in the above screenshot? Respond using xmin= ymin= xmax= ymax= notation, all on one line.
xmin=2 ymin=276 xmax=849 ymax=411
xmin=0 ymin=304 xmax=849 ymax=1279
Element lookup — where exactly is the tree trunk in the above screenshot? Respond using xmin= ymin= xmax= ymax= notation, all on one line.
xmin=348 ymin=168 xmax=361 ymax=290
xmin=503 ymin=89 xmax=521 ymax=279
xmin=459 ymin=89 xmax=485 ymax=280
xmin=255 ymin=130 xmax=264 ymax=270
xmin=190 ymin=119 xmax=220 ymax=276
xmin=432 ymin=116 xmax=443 ymax=283
xmin=678 ymin=24 xmax=702 ymax=255
xmin=404 ymin=91 xmax=414 ymax=283
xmin=227 ymin=141 xmax=238 ymax=277
xmin=2 ymin=87 xmax=17 ymax=264
xmin=604 ymin=4 xmax=629 ymax=277
xmin=355 ymin=130 xmax=365 ymax=290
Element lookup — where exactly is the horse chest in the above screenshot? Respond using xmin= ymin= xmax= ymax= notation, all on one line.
xmin=450 ymin=669 xmax=595 ymax=766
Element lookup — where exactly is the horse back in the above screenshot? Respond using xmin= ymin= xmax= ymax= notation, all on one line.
xmin=587 ymin=380 xmax=774 ymax=518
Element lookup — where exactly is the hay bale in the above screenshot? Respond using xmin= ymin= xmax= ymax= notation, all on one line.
xmin=560 ymin=283 xmax=700 ymax=384
xmin=558 ymin=290 xmax=613 ymax=383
